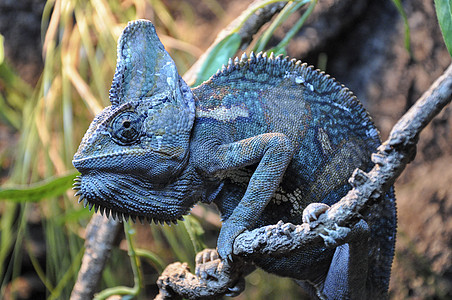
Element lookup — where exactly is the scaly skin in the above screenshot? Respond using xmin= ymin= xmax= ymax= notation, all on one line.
xmin=73 ymin=20 xmax=396 ymax=299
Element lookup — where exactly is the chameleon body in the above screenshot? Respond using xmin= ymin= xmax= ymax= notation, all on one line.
xmin=73 ymin=20 xmax=396 ymax=299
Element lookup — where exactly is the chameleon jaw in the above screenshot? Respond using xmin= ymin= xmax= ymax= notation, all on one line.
xmin=72 ymin=174 xmax=193 ymax=225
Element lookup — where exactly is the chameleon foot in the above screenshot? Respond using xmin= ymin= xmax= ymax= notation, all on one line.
xmin=319 ymin=223 xmax=352 ymax=248
xmin=302 ymin=202 xmax=330 ymax=225
xmin=194 ymin=248 xmax=246 ymax=296
xmin=195 ymin=248 xmax=221 ymax=279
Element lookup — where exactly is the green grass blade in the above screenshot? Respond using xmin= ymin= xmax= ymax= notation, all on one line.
xmin=182 ymin=215 xmax=206 ymax=254
xmin=391 ymin=0 xmax=412 ymax=55
xmin=135 ymin=249 xmax=166 ymax=273
xmin=254 ymin=0 xmax=310 ymax=52
xmin=270 ymin=0 xmax=316 ymax=54
xmin=160 ymin=224 xmax=193 ymax=266
xmin=435 ymin=0 xmax=452 ymax=57
xmin=0 ymin=170 xmax=79 ymax=202
xmin=48 ymin=246 xmax=84 ymax=300
xmin=0 ymin=34 xmax=4 ymax=64
xmin=26 ymin=237 xmax=56 ymax=293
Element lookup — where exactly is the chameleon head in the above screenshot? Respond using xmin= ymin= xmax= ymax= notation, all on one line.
xmin=72 ymin=20 xmax=196 ymax=223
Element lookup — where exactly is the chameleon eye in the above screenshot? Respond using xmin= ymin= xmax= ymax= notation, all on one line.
xmin=110 ymin=111 xmax=142 ymax=145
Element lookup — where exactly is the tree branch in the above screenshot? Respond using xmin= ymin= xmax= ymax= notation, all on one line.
xmin=70 ymin=214 xmax=121 ymax=300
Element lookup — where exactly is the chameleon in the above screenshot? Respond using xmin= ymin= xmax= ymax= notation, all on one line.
xmin=72 ymin=20 xmax=396 ymax=299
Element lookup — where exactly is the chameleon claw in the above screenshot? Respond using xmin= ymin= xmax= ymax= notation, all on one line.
xmin=324 ymin=224 xmax=351 ymax=239
xmin=225 ymin=278 xmax=245 ymax=297
xmin=320 ymin=224 xmax=351 ymax=247
xmin=319 ymin=233 xmax=336 ymax=246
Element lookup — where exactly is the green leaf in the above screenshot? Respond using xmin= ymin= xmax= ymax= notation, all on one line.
xmin=391 ymin=0 xmax=411 ymax=55
xmin=435 ymin=0 xmax=452 ymax=57
xmin=0 ymin=34 xmax=4 ymax=64
xmin=193 ymin=32 xmax=241 ymax=86
xmin=183 ymin=215 xmax=206 ymax=254
xmin=0 ymin=170 xmax=79 ymax=202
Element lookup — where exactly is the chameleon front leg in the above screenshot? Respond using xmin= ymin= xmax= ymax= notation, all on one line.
xmin=200 ymin=132 xmax=294 ymax=259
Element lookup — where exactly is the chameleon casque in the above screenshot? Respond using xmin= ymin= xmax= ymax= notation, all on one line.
xmin=72 ymin=20 xmax=396 ymax=299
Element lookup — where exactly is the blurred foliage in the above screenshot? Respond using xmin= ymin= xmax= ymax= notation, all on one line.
xmin=254 ymin=0 xmax=316 ymax=55
xmin=192 ymin=0 xmax=317 ymax=86
xmin=0 ymin=0 xmax=316 ymax=299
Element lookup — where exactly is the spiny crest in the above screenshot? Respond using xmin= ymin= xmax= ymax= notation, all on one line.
xmin=211 ymin=51 xmax=376 ymax=133
xmin=214 ymin=51 xmax=349 ymax=96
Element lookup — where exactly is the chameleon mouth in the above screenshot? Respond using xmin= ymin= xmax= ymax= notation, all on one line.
xmin=72 ymin=174 xmax=192 ymax=225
